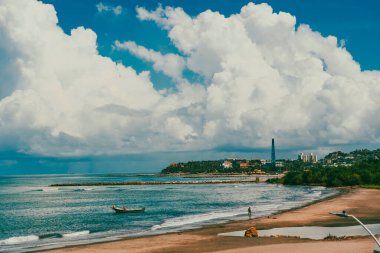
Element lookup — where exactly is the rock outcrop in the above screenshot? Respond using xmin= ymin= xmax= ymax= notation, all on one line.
xmin=244 ymin=227 xmax=258 ymax=237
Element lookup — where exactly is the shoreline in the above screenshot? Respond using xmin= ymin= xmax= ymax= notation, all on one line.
xmin=39 ymin=187 xmax=380 ymax=253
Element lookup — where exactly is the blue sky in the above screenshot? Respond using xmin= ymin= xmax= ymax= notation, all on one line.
xmin=0 ymin=0 xmax=379 ymax=174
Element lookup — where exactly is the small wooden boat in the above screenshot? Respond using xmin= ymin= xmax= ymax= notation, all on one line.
xmin=112 ymin=206 xmax=145 ymax=213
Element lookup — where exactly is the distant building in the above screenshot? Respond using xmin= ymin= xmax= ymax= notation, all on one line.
xmin=299 ymin=153 xmax=307 ymax=162
xmin=253 ymin=169 xmax=266 ymax=175
xmin=260 ymin=159 xmax=271 ymax=165
xmin=299 ymin=152 xmax=318 ymax=163
xmin=311 ymin=153 xmax=317 ymax=163
xmin=239 ymin=162 xmax=250 ymax=169
xmin=222 ymin=160 xmax=233 ymax=169
xmin=275 ymin=161 xmax=283 ymax=167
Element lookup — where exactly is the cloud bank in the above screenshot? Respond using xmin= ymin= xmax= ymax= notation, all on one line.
xmin=0 ymin=0 xmax=379 ymax=157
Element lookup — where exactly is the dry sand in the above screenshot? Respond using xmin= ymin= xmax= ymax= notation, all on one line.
xmin=41 ymin=188 xmax=380 ymax=253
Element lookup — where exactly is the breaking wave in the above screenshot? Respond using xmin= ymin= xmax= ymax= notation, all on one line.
xmin=151 ymin=208 xmax=246 ymax=231
xmin=0 ymin=230 xmax=90 ymax=246
xmin=62 ymin=230 xmax=90 ymax=238
xmin=0 ymin=235 xmax=39 ymax=245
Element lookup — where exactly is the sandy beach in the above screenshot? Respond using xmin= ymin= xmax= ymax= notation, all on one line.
xmin=41 ymin=188 xmax=380 ymax=253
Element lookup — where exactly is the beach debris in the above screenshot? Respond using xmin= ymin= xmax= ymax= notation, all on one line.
xmin=266 ymin=235 xmax=300 ymax=239
xmin=244 ymin=227 xmax=258 ymax=237
xmin=323 ymin=234 xmax=366 ymax=241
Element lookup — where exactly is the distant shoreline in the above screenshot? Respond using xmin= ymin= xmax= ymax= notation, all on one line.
xmin=164 ymin=173 xmax=282 ymax=177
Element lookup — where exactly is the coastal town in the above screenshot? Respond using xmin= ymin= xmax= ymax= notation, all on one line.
xmin=163 ymin=138 xmax=379 ymax=175
xmin=162 ymin=139 xmax=380 ymax=188
xmin=163 ymin=150 xmax=370 ymax=174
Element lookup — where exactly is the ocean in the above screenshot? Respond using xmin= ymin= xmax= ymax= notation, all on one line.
xmin=0 ymin=174 xmax=337 ymax=252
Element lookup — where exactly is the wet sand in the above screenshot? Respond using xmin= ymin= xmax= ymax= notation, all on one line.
xmin=41 ymin=188 xmax=380 ymax=253
xmin=217 ymin=238 xmax=376 ymax=253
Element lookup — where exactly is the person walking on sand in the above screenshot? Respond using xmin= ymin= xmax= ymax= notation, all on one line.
xmin=248 ymin=207 xmax=252 ymax=218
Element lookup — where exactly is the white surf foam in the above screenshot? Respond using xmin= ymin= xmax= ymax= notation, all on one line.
xmin=44 ymin=188 xmax=59 ymax=192
xmin=256 ymin=203 xmax=281 ymax=210
xmin=312 ymin=186 xmax=326 ymax=191
xmin=62 ymin=230 xmax=90 ymax=238
xmin=72 ymin=188 xmax=93 ymax=192
xmin=152 ymin=208 xmax=246 ymax=231
xmin=31 ymin=187 xmax=59 ymax=192
xmin=0 ymin=235 xmax=39 ymax=245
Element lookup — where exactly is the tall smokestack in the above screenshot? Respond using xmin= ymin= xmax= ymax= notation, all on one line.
xmin=271 ymin=138 xmax=276 ymax=168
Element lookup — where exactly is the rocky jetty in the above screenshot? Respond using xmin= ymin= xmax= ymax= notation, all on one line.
xmin=49 ymin=179 xmax=259 ymax=187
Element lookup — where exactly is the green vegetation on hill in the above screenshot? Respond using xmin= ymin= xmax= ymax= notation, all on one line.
xmin=162 ymin=160 xmax=224 ymax=174
xmin=268 ymin=150 xmax=380 ymax=187
xmin=324 ymin=149 xmax=380 ymax=166
xmin=161 ymin=159 xmax=264 ymax=174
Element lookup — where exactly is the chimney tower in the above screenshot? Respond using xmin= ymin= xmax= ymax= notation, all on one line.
xmin=271 ymin=138 xmax=276 ymax=168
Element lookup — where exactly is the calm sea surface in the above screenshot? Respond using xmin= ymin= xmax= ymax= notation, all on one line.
xmin=0 ymin=174 xmax=337 ymax=252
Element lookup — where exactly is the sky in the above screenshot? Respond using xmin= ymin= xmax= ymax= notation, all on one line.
xmin=0 ymin=0 xmax=379 ymax=174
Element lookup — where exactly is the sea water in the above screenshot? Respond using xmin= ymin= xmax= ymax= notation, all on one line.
xmin=0 ymin=174 xmax=336 ymax=252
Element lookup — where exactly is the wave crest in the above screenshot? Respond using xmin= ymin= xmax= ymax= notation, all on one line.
xmin=62 ymin=230 xmax=90 ymax=238
xmin=0 ymin=235 xmax=39 ymax=245
xmin=152 ymin=208 xmax=246 ymax=231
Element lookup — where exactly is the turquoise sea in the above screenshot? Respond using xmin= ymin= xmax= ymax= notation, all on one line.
xmin=0 ymin=174 xmax=337 ymax=252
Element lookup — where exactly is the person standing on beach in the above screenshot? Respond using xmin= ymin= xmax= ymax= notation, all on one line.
xmin=248 ymin=207 xmax=252 ymax=218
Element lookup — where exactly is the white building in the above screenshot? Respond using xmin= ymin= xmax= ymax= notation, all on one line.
xmin=299 ymin=152 xmax=318 ymax=163
xmin=275 ymin=161 xmax=284 ymax=167
xmin=222 ymin=160 xmax=233 ymax=168
xmin=260 ymin=159 xmax=271 ymax=165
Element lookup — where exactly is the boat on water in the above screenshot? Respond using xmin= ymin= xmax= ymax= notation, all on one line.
xmin=112 ymin=205 xmax=145 ymax=213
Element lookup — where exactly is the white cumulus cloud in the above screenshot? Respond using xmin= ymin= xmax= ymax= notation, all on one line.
xmin=96 ymin=2 xmax=123 ymax=15
xmin=0 ymin=0 xmax=379 ymax=159
xmin=135 ymin=3 xmax=380 ymax=149
xmin=0 ymin=0 xmax=203 ymax=156
xmin=114 ymin=40 xmax=185 ymax=80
